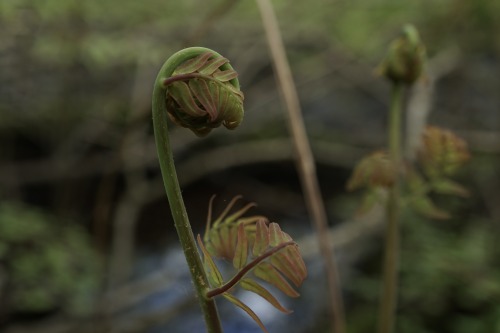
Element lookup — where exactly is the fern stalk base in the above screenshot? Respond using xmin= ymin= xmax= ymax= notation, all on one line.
xmin=378 ymin=82 xmax=404 ymax=333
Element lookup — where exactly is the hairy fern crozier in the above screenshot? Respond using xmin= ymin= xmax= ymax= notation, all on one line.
xmin=163 ymin=51 xmax=244 ymax=137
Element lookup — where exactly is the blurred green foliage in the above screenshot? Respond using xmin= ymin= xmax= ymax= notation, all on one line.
xmin=347 ymin=208 xmax=500 ymax=333
xmin=0 ymin=202 xmax=100 ymax=317
xmin=1 ymin=0 xmax=499 ymax=68
xmin=400 ymin=214 xmax=500 ymax=333
xmin=1 ymin=0 xmax=499 ymax=136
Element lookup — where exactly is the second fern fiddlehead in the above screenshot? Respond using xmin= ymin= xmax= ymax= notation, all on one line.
xmin=198 ymin=196 xmax=307 ymax=333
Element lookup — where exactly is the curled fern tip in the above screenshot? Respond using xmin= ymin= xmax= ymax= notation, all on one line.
xmin=162 ymin=49 xmax=244 ymax=136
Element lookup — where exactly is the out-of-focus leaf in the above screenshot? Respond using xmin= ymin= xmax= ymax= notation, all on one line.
xmin=0 ymin=202 xmax=100 ymax=314
xmin=418 ymin=126 xmax=470 ymax=177
xmin=406 ymin=168 xmax=427 ymax=195
xmin=430 ymin=178 xmax=469 ymax=197
xmin=223 ymin=292 xmax=269 ymax=333
xmin=355 ymin=189 xmax=383 ymax=216
xmin=240 ymin=278 xmax=292 ymax=314
xmin=347 ymin=150 xmax=396 ymax=191
xmin=410 ymin=196 xmax=450 ymax=220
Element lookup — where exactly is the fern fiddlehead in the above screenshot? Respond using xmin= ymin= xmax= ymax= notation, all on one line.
xmin=162 ymin=50 xmax=244 ymax=136
xmin=152 ymin=47 xmax=244 ymax=333
xmin=153 ymin=48 xmax=305 ymax=333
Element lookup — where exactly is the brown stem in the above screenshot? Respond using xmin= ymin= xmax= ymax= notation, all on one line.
xmin=255 ymin=1 xmax=347 ymax=333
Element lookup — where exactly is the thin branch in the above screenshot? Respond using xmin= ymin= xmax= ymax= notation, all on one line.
xmin=255 ymin=1 xmax=347 ymax=332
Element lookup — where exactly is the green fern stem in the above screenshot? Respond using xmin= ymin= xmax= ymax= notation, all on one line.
xmin=378 ymin=82 xmax=404 ymax=333
xmin=152 ymin=47 xmax=237 ymax=333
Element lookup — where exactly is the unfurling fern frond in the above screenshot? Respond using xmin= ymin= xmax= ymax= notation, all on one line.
xmin=163 ymin=51 xmax=244 ymax=137
xmin=197 ymin=196 xmax=307 ymax=333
